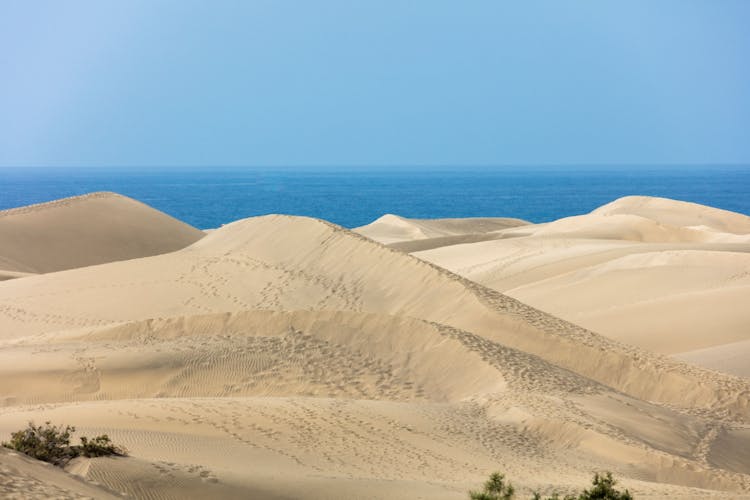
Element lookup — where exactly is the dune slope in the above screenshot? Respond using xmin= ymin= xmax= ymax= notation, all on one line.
xmin=354 ymin=213 xmax=527 ymax=246
xmin=3 ymin=306 xmax=750 ymax=498
xmin=0 ymin=447 xmax=120 ymax=499
xmin=413 ymin=196 xmax=750 ymax=375
xmin=0 ymin=192 xmax=204 ymax=274
xmin=1 ymin=213 xmax=746 ymax=412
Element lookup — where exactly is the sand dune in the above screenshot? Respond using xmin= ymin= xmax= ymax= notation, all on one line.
xmin=412 ymin=197 xmax=750 ymax=375
xmin=508 ymin=251 xmax=750 ymax=354
xmin=0 ymin=446 xmax=120 ymax=499
xmin=592 ymin=196 xmax=750 ymax=235
xmin=0 ymin=311 xmax=507 ymax=404
xmin=0 ymin=195 xmax=749 ymax=498
xmin=675 ymin=339 xmax=750 ymax=378
xmin=1 ymin=213 xmax=745 ymax=411
xmin=3 ymin=308 xmax=750 ymax=497
xmin=354 ymin=213 xmax=527 ymax=245
xmin=0 ymin=192 xmax=204 ymax=274
xmin=0 ymin=269 xmax=34 ymax=282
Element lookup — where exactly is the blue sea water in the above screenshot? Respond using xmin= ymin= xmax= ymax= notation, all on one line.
xmin=1 ymin=166 xmax=748 ymax=229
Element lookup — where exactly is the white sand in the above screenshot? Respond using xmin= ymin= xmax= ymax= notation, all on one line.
xmin=409 ymin=196 xmax=750 ymax=376
xmin=355 ymin=213 xmax=528 ymax=249
xmin=0 ymin=195 xmax=749 ymax=499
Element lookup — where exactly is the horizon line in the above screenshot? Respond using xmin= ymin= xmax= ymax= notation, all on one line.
xmin=1 ymin=163 xmax=750 ymax=169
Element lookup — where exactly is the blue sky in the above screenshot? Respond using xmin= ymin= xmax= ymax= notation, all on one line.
xmin=1 ymin=1 xmax=748 ymax=167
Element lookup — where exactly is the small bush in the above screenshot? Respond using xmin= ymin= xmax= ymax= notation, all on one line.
xmin=2 ymin=421 xmax=126 ymax=466
xmin=470 ymin=472 xmax=515 ymax=500
xmin=578 ymin=472 xmax=632 ymax=500
xmin=471 ymin=471 xmax=633 ymax=500
xmin=79 ymin=434 xmax=126 ymax=458
xmin=2 ymin=421 xmax=77 ymax=466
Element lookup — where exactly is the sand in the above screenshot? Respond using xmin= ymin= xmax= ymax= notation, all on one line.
xmin=0 ymin=194 xmax=749 ymax=499
xmin=0 ymin=447 xmax=120 ymax=499
xmin=355 ymin=213 xmax=528 ymax=248
xmin=0 ymin=192 xmax=204 ymax=274
xmin=407 ymin=196 xmax=750 ymax=377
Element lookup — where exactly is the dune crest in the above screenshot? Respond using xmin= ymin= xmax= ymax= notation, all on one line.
xmin=0 ymin=192 xmax=204 ymax=274
xmin=593 ymin=195 xmax=750 ymax=235
xmin=354 ymin=213 xmax=528 ymax=246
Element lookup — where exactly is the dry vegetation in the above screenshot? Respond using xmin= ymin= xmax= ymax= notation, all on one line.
xmin=2 ymin=421 xmax=126 ymax=467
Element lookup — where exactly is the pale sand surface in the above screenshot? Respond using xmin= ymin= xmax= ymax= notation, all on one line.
xmin=0 ymin=270 xmax=34 ymax=282
xmin=355 ymin=214 xmax=528 ymax=245
xmin=0 ymin=447 xmax=120 ymax=499
xmin=405 ymin=197 xmax=750 ymax=376
xmin=0 ymin=192 xmax=204 ymax=274
xmin=675 ymin=340 xmax=750 ymax=378
xmin=0 ymin=195 xmax=749 ymax=498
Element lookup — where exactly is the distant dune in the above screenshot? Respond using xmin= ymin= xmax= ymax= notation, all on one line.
xmin=354 ymin=213 xmax=528 ymax=249
xmin=406 ymin=196 xmax=750 ymax=376
xmin=0 ymin=269 xmax=33 ymax=282
xmin=675 ymin=339 xmax=750 ymax=378
xmin=592 ymin=196 xmax=750 ymax=235
xmin=0 ymin=192 xmax=204 ymax=274
xmin=0 ymin=195 xmax=749 ymax=499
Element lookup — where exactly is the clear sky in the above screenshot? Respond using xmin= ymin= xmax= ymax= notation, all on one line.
xmin=1 ymin=1 xmax=748 ymax=167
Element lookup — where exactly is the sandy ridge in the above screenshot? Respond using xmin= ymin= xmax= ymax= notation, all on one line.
xmin=0 ymin=211 xmax=746 ymax=419
xmin=323 ymin=217 xmax=750 ymax=421
xmin=405 ymin=197 xmax=750 ymax=377
xmin=0 ymin=192 xmax=120 ymax=218
xmin=0 ymin=190 xmax=205 ymax=274
xmin=0 ymin=447 xmax=121 ymax=499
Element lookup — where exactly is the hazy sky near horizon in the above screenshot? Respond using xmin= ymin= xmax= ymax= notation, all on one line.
xmin=1 ymin=1 xmax=749 ymax=168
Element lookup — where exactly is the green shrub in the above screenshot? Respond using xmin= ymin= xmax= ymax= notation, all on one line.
xmin=79 ymin=434 xmax=126 ymax=458
xmin=470 ymin=472 xmax=516 ymax=500
xmin=2 ymin=421 xmax=126 ymax=466
xmin=577 ymin=472 xmax=633 ymax=500
xmin=2 ymin=421 xmax=77 ymax=466
xmin=471 ymin=471 xmax=633 ymax=500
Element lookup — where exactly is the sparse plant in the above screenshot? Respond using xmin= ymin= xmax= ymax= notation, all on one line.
xmin=2 ymin=421 xmax=77 ymax=466
xmin=2 ymin=421 xmax=126 ymax=466
xmin=578 ymin=472 xmax=632 ymax=500
xmin=470 ymin=472 xmax=516 ymax=500
xmin=79 ymin=434 xmax=126 ymax=458
xmin=532 ymin=493 xmax=574 ymax=500
xmin=471 ymin=471 xmax=633 ymax=500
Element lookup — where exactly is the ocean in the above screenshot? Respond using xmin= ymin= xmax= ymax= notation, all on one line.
xmin=1 ymin=166 xmax=748 ymax=229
